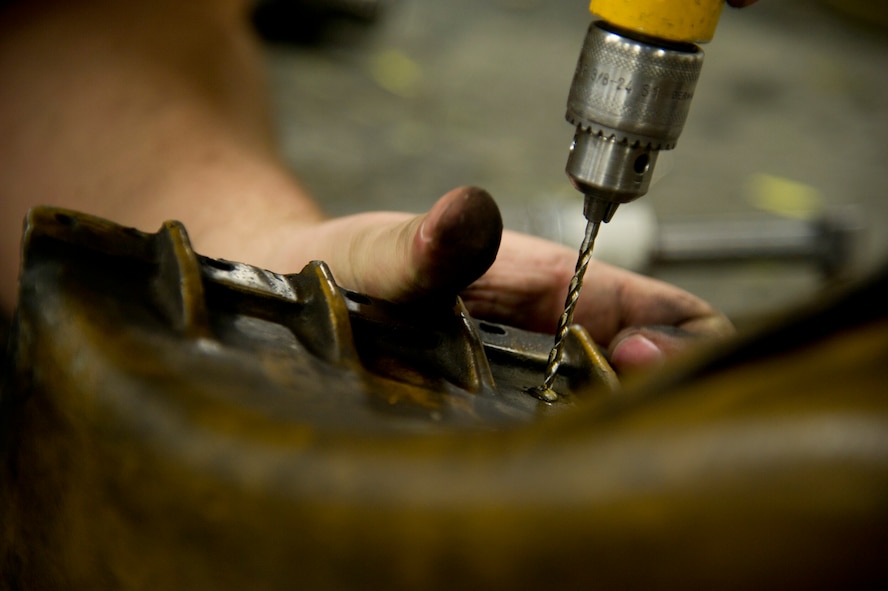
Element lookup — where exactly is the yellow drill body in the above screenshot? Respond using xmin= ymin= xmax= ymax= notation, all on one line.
xmin=589 ymin=0 xmax=724 ymax=43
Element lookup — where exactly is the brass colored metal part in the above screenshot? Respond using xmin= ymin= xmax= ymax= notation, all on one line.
xmin=3 ymin=207 xmax=888 ymax=590
xmin=6 ymin=207 xmax=616 ymax=434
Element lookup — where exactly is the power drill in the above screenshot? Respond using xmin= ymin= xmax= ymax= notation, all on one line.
xmin=535 ymin=0 xmax=728 ymax=400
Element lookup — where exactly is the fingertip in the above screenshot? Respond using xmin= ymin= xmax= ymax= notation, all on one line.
xmin=412 ymin=186 xmax=503 ymax=295
xmin=610 ymin=334 xmax=665 ymax=372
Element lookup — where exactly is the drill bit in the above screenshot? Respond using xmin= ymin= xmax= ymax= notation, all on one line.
xmin=531 ymin=215 xmax=601 ymax=402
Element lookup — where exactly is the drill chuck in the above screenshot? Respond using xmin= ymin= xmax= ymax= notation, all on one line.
xmin=565 ymin=21 xmax=705 ymax=222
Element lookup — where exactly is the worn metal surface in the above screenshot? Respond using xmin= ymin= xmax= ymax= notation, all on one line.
xmin=2 ymin=207 xmax=888 ymax=589
xmin=6 ymin=207 xmax=617 ymax=433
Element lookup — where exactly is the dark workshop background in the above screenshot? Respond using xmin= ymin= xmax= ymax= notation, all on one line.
xmin=260 ymin=0 xmax=888 ymax=328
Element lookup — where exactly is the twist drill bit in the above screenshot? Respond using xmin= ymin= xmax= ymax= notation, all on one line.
xmin=531 ymin=215 xmax=601 ymax=402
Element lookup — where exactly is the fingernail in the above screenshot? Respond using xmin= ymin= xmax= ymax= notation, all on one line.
xmin=611 ymin=335 xmax=665 ymax=371
xmin=417 ymin=195 xmax=457 ymax=246
xmin=418 ymin=219 xmax=431 ymax=243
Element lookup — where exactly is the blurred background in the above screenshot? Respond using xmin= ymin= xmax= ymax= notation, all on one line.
xmin=255 ymin=0 xmax=888 ymax=329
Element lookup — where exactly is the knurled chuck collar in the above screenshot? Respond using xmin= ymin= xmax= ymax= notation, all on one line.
xmin=566 ymin=21 xmax=705 ymax=150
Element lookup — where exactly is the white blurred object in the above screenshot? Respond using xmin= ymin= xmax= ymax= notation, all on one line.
xmin=503 ymin=196 xmax=658 ymax=272
xmin=503 ymin=190 xmax=861 ymax=281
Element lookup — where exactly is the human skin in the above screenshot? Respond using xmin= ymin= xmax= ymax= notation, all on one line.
xmin=0 ymin=0 xmax=739 ymax=372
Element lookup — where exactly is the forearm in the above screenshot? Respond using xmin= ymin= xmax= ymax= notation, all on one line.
xmin=0 ymin=0 xmax=324 ymax=312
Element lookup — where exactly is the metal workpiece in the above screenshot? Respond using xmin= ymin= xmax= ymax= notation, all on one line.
xmin=4 ymin=208 xmax=888 ymax=589
xmin=8 ymin=207 xmax=617 ymax=435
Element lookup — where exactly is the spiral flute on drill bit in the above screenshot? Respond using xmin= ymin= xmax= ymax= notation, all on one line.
xmin=533 ymin=219 xmax=600 ymax=401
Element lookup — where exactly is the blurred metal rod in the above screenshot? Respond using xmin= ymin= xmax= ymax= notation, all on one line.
xmin=652 ymin=210 xmax=861 ymax=280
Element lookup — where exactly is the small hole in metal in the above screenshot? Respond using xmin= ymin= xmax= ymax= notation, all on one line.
xmin=205 ymin=258 xmax=235 ymax=272
xmin=479 ymin=322 xmax=506 ymax=335
xmin=54 ymin=213 xmax=76 ymax=226
xmin=345 ymin=291 xmax=373 ymax=305
xmin=634 ymin=153 xmax=650 ymax=175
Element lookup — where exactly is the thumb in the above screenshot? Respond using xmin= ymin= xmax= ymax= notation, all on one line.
xmin=607 ymin=323 xmax=727 ymax=373
xmin=293 ymin=186 xmax=503 ymax=303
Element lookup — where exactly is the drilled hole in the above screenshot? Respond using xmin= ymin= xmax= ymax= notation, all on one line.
xmin=634 ymin=153 xmax=651 ymax=175
xmin=479 ymin=322 xmax=506 ymax=335
xmin=54 ymin=213 xmax=76 ymax=227
xmin=205 ymin=258 xmax=235 ymax=272
xmin=345 ymin=290 xmax=372 ymax=305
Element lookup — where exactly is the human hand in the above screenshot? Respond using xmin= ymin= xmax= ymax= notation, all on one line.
xmin=244 ymin=186 xmax=734 ymax=375
xmin=0 ymin=0 xmax=736 ymax=364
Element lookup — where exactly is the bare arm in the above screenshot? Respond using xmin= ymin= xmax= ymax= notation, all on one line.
xmin=0 ymin=0 xmax=324 ymax=307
